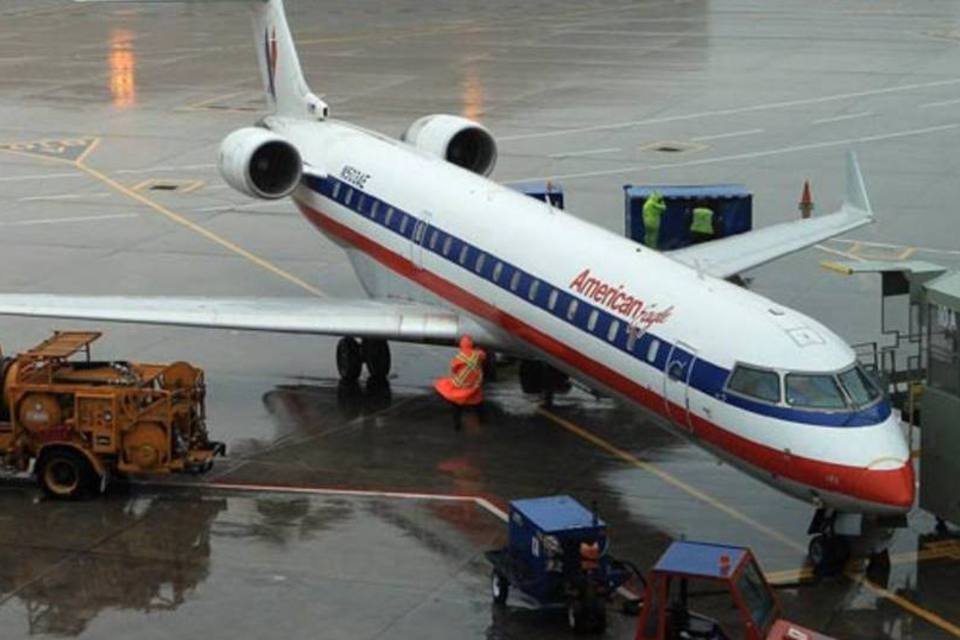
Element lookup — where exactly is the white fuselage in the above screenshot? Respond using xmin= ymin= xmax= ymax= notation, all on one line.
xmin=271 ymin=116 xmax=914 ymax=515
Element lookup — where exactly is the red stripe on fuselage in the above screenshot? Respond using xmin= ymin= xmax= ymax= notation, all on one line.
xmin=296 ymin=198 xmax=913 ymax=512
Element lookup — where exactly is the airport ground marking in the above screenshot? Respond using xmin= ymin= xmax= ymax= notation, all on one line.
xmin=501 ymin=77 xmax=960 ymax=141
xmin=0 ymin=137 xmax=327 ymax=298
xmin=508 ymin=123 xmax=960 ymax=183
xmin=75 ymin=162 xmax=327 ymax=297
xmin=536 ymin=406 xmax=960 ymax=637
xmin=535 ymin=406 xmax=805 ymax=552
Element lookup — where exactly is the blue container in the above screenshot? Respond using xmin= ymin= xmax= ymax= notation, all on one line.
xmin=510 ymin=180 xmax=564 ymax=209
xmin=508 ymin=495 xmax=607 ymax=603
xmin=623 ymin=184 xmax=752 ymax=250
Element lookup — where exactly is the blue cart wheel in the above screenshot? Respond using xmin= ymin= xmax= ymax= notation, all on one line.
xmin=491 ymin=570 xmax=509 ymax=605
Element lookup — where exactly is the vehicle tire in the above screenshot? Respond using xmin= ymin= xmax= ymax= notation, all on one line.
xmin=808 ymin=534 xmax=848 ymax=576
xmin=491 ymin=571 xmax=509 ymax=605
xmin=37 ymin=449 xmax=97 ymax=500
xmin=567 ymin=600 xmax=593 ymax=634
xmin=336 ymin=337 xmax=363 ymax=382
xmin=361 ymin=339 xmax=391 ymax=381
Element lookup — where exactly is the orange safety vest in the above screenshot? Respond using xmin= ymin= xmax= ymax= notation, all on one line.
xmin=434 ymin=348 xmax=486 ymax=406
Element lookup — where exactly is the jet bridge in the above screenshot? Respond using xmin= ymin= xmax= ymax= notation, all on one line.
xmin=823 ymin=259 xmax=960 ymax=529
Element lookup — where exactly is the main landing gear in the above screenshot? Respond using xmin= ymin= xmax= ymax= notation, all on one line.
xmin=336 ymin=337 xmax=391 ymax=382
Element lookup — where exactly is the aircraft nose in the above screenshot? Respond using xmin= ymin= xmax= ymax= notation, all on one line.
xmin=855 ymin=461 xmax=915 ymax=512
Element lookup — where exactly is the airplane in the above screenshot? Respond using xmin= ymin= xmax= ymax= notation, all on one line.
xmin=0 ymin=0 xmax=912 ymax=570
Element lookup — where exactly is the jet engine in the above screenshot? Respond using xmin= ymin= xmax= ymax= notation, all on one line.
xmin=218 ymin=127 xmax=303 ymax=199
xmin=401 ymin=114 xmax=498 ymax=176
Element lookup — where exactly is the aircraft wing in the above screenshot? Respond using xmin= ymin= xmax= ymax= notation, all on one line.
xmin=669 ymin=152 xmax=874 ymax=278
xmin=0 ymin=296 xmax=468 ymax=343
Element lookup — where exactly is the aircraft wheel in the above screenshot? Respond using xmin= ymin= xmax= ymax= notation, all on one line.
xmin=362 ymin=339 xmax=391 ymax=381
xmin=336 ymin=337 xmax=363 ymax=382
xmin=808 ymin=534 xmax=849 ymax=576
xmin=519 ymin=360 xmax=544 ymax=394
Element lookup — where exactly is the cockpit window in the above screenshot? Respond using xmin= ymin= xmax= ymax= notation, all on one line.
xmin=727 ymin=365 xmax=780 ymax=403
xmin=838 ymin=365 xmax=881 ymax=406
xmin=785 ymin=373 xmax=846 ymax=409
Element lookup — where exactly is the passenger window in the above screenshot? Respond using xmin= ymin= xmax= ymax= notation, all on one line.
xmin=647 ymin=338 xmax=660 ymax=363
xmin=493 ymin=262 xmax=503 ymax=283
xmin=566 ymin=299 xmax=578 ymax=321
xmin=587 ymin=310 xmax=599 ymax=331
xmin=838 ymin=366 xmax=880 ymax=406
xmin=429 ymin=229 xmax=439 ymax=249
xmin=459 ymin=245 xmax=470 ymax=265
xmin=357 ymin=194 xmax=366 ymax=211
xmin=785 ymin=373 xmax=847 ymax=409
xmin=332 ymin=182 xmax=341 ymax=199
xmin=345 ymin=188 xmax=354 ymax=206
xmin=728 ymin=365 xmax=781 ymax=404
xmin=442 ymin=236 xmax=452 ymax=256
xmin=385 ymin=207 xmax=395 ymax=226
xmin=528 ymin=280 xmax=540 ymax=301
xmin=399 ymin=215 xmax=409 ymax=235
xmin=510 ymin=271 xmax=521 ymax=292
xmin=626 ymin=325 xmax=638 ymax=352
xmin=548 ymin=289 xmax=559 ymax=311
xmin=607 ymin=320 xmax=619 ymax=342
xmin=475 ymin=253 xmax=485 ymax=273
xmin=370 ymin=201 xmax=380 ymax=219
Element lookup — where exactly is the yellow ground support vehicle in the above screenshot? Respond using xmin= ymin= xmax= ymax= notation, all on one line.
xmin=0 ymin=331 xmax=225 ymax=498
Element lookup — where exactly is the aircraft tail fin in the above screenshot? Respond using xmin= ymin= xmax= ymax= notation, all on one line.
xmin=252 ymin=0 xmax=328 ymax=119
xmin=844 ymin=150 xmax=873 ymax=215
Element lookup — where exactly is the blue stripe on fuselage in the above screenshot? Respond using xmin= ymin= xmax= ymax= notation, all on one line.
xmin=302 ymin=173 xmax=891 ymax=428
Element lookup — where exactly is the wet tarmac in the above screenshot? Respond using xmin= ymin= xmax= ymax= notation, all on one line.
xmin=1 ymin=0 xmax=960 ymax=638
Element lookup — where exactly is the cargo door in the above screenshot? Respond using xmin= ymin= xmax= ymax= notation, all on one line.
xmin=663 ymin=342 xmax=697 ymax=432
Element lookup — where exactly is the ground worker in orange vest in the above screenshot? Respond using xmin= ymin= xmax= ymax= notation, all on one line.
xmin=434 ymin=335 xmax=486 ymax=429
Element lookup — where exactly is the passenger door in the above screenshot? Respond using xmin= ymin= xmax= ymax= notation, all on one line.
xmin=663 ymin=342 xmax=697 ymax=432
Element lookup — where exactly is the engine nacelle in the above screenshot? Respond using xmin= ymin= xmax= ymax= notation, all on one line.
xmin=218 ymin=127 xmax=303 ymax=200
xmin=401 ymin=114 xmax=498 ymax=176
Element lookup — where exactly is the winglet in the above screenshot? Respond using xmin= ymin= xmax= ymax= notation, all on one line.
xmin=844 ymin=150 xmax=873 ymax=215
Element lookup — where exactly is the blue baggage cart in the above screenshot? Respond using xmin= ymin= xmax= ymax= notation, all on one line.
xmin=485 ymin=495 xmax=640 ymax=633
xmin=623 ymin=184 xmax=752 ymax=250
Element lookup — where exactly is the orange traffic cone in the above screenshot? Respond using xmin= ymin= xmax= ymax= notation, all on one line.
xmin=799 ymin=180 xmax=814 ymax=219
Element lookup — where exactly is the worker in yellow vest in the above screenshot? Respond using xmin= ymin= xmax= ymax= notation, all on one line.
xmin=689 ymin=203 xmax=716 ymax=245
xmin=642 ymin=191 xmax=666 ymax=249
xmin=434 ymin=335 xmax=486 ymax=429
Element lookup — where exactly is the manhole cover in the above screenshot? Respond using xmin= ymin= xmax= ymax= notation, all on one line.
xmin=132 ymin=178 xmax=205 ymax=194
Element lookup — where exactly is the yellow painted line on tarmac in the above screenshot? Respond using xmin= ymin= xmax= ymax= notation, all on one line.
xmin=853 ymin=573 xmax=960 ymax=636
xmin=536 ymin=406 xmax=960 ymax=637
xmin=536 ymin=406 xmax=805 ymax=552
xmin=76 ymin=162 xmax=326 ymax=297
xmin=0 ymin=137 xmax=326 ymax=298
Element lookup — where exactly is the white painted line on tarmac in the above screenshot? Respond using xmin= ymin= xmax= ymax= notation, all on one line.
xmin=0 ymin=171 xmax=84 ymax=183
xmin=158 ymin=480 xmax=510 ymax=521
xmin=548 ymin=147 xmax=621 ymax=159
xmin=113 ymin=163 xmax=217 ymax=175
xmin=507 ymin=123 xmax=960 ymax=182
xmin=918 ymin=97 xmax=960 ymax=109
xmin=811 ymin=111 xmax=874 ymax=125
xmin=500 ymin=77 xmax=960 ymax=141
xmin=0 ymin=213 xmax=138 ymax=227
xmin=18 ymin=192 xmax=111 ymax=202
xmin=691 ymin=128 xmax=764 ymax=142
